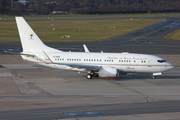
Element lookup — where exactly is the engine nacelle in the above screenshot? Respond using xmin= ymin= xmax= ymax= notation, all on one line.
xmin=98 ymin=66 xmax=119 ymax=77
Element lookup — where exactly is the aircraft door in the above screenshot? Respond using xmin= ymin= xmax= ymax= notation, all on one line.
xmin=147 ymin=59 xmax=151 ymax=67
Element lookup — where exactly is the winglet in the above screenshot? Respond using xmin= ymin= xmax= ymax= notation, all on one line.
xmin=83 ymin=44 xmax=90 ymax=53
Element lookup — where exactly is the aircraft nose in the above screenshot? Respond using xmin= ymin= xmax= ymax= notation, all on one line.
xmin=166 ymin=62 xmax=174 ymax=70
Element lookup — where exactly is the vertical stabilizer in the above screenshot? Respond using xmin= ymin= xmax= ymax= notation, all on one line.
xmin=15 ymin=17 xmax=61 ymax=53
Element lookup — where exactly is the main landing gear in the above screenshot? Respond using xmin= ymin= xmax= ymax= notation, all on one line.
xmin=86 ymin=74 xmax=92 ymax=79
xmin=86 ymin=71 xmax=99 ymax=79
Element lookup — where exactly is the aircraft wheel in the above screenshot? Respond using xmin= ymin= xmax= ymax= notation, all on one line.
xmin=152 ymin=76 xmax=156 ymax=79
xmin=86 ymin=74 xmax=92 ymax=79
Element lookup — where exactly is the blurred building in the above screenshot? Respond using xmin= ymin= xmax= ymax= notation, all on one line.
xmin=18 ymin=0 xmax=27 ymax=5
xmin=18 ymin=0 xmax=36 ymax=5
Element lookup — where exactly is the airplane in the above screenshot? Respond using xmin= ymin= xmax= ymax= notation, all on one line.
xmin=15 ymin=17 xmax=174 ymax=79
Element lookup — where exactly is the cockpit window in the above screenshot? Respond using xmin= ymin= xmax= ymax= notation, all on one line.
xmin=157 ymin=60 xmax=166 ymax=63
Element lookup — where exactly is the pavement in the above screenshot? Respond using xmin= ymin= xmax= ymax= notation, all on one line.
xmin=0 ymin=55 xmax=180 ymax=120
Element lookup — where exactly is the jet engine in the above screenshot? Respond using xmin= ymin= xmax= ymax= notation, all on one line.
xmin=98 ymin=66 xmax=119 ymax=77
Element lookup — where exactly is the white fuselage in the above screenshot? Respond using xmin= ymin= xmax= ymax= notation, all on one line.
xmin=21 ymin=51 xmax=173 ymax=74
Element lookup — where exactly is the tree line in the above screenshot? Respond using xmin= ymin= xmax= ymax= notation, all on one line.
xmin=1 ymin=0 xmax=180 ymax=15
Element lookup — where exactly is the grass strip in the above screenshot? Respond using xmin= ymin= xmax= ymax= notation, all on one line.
xmin=166 ymin=29 xmax=180 ymax=40
xmin=0 ymin=19 xmax=161 ymax=42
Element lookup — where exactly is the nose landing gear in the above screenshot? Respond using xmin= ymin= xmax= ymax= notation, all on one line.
xmin=152 ymin=72 xmax=162 ymax=79
xmin=151 ymin=76 xmax=156 ymax=79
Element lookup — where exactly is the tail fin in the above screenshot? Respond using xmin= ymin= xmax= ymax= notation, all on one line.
xmin=15 ymin=17 xmax=61 ymax=53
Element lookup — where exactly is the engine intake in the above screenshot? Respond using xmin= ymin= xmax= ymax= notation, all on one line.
xmin=98 ymin=66 xmax=119 ymax=77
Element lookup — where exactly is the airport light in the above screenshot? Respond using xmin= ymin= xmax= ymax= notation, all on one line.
xmin=51 ymin=13 xmax=55 ymax=30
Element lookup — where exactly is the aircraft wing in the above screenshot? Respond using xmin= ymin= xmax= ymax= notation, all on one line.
xmin=57 ymin=62 xmax=101 ymax=71
xmin=43 ymin=51 xmax=100 ymax=71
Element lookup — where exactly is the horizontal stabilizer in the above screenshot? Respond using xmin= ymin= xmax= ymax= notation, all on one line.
xmin=42 ymin=51 xmax=53 ymax=63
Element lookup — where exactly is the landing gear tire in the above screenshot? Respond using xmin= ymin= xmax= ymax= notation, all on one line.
xmin=152 ymin=76 xmax=156 ymax=79
xmin=86 ymin=74 xmax=92 ymax=79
